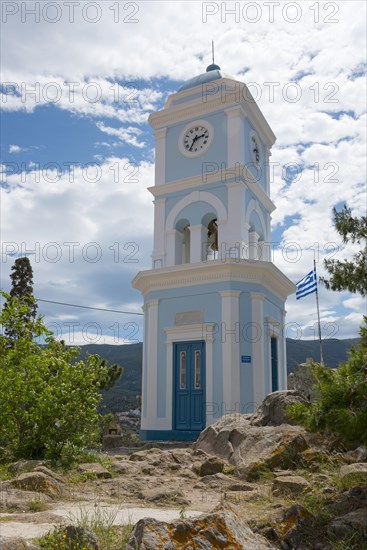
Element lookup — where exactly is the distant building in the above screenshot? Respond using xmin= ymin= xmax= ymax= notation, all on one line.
xmin=132 ymin=64 xmax=295 ymax=440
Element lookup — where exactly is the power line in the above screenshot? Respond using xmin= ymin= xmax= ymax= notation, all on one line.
xmin=37 ymin=298 xmax=143 ymax=316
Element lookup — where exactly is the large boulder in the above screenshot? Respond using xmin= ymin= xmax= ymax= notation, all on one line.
xmin=194 ymin=413 xmax=308 ymax=473
xmin=340 ymin=463 xmax=367 ymax=486
xmin=272 ymin=475 xmax=311 ymax=496
xmin=287 ymin=362 xmax=319 ymax=402
xmin=10 ymin=472 xmax=62 ymax=497
xmin=327 ymin=508 xmax=367 ymax=540
xmin=250 ymin=390 xmax=309 ymax=426
xmin=126 ymin=504 xmax=275 ymax=549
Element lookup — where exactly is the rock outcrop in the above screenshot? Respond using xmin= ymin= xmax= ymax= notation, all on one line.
xmin=194 ymin=412 xmax=309 ymax=476
xmin=9 ymin=472 xmax=62 ymax=498
xmin=250 ymin=390 xmax=309 ymax=426
xmin=339 ymin=463 xmax=367 ymax=486
xmin=287 ymin=362 xmax=319 ymax=401
xmin=126 ymin=504 xmax=275 ymax=549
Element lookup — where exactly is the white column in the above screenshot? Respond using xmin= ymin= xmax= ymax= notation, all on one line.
xmin=189 ymin=224 xmax=207 ymax=263
xmin=220 ymin=291 xmax=241 ymax=415
xmin=141 ymin=299 xmax=159 ymax=430
xmin=152 ymin=198 xmax=166 ymax=268
xmin=154 ymin=127 xmax=167 ymax=186
xmin=251 ymin=292 xmax=265 ymax=407
xmin=166 ymin=229 xmax=183 ymax=267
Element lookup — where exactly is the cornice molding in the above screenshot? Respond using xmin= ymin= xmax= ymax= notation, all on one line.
xmin=132 ymin=259 xmax=296 ymax=301
xmin=148 ymin=78 xmax=276 ymax=148
xmin=148 ymin=165 xmax=275 ymax=214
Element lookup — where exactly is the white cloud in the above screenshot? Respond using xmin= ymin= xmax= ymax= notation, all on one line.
xmin=9 ymin=144 xmax=22 ymax=153
xmin=1 ymin=0 xmax=366 ymax=339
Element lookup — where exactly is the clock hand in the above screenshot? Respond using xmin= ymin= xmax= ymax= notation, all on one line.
xmin=189 ymin=133 xmax=207 ymax=151
xmin=189 ymin=135 xmax=199 ymax=151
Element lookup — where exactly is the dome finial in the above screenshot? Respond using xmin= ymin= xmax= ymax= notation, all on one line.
xmin=206 ymin=40 xmax=221 ymax=72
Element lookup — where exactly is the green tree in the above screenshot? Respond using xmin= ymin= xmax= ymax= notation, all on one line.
xmin=3 ymin=257 xmax=38 ymax=341
xmin=0 ymin=292 xmax=109 ymax=461
xmin=98 ymin=358 xmax=123 ymax=390
xmin=320 ymin=205 xmax=367 ymax=296
xmin=288 ymin=317 xmax=367 ymax=447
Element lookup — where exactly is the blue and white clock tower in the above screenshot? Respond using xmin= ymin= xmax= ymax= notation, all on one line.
xmin=132 ymin=63 xmax=296 ymax=440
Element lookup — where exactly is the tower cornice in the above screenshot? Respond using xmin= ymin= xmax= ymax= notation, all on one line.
xmin=132 ymin=259 xmax=296 ymax=301
xmin=149 ymin=78 xmax=276 ymax=148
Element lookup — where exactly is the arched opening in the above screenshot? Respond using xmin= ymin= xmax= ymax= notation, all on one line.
xmin=182 ymin=224 xmax=191 ymax=264
xmin=206 ymin=218 xmax=218 ymax=260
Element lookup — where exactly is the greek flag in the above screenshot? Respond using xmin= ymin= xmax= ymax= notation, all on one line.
xmin=296 ymin=267 xmax=317 ymax=300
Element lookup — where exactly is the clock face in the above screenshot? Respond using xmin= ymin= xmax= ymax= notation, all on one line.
xmin=183 ymin=125 xmax=210 ymax=153
xmin=250 ymin=132 xmax=261 ymax=164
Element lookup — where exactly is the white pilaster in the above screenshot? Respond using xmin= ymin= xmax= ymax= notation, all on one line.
xmin=152 ymin=198 xmax=166 ymax=268
xmin=251 ymin=292 xmax=265 ymax=407
xmin=225 ymin=106 xmax=245 ymax=167
xmin=220 ymin=290 xmax=241 ymax=413
xmin=154 ymin=127 xmax=167 ymax=186
xmin=141 ymin=299 xmax=159 ymax=430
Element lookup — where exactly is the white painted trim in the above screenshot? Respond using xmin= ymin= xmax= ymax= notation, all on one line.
xmin=164 ymin=323 xmax=216 ymax=427
xmin=178 ymin=119 xmax=214 ymax=158
xmin=165 ymin=191 xmax=227 ymax=232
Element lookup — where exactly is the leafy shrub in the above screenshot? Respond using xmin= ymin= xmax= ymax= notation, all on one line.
xmin=0 ymin=292 xmax=109 ymax=461
xmin=288 ymin=318 xmax=367 ymax=447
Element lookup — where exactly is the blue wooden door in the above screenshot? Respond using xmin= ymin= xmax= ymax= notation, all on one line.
xmin=271 ymin=337 xmax=279 ymax=392
xmin=174 ymin=341 xmax=205 ymax=431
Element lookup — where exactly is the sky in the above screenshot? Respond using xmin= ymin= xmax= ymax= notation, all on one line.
xmin=1 ymin=0 xmax=366 ymax=346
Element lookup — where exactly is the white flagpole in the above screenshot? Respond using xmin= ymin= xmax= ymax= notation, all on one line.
xmin=314 ymin=259 xmax=324 ymax=365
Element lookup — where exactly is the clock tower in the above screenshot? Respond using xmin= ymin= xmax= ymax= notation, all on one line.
xmin=132 ymin=63 xmax=295 ymax=440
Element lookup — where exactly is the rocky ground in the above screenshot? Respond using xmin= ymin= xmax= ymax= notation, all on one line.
xmin=0 ymin=391 xmax=366 ymax=549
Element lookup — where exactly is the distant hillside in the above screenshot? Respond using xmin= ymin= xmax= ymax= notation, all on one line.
xmin=78 ymin=338 xmax=359 ymax=413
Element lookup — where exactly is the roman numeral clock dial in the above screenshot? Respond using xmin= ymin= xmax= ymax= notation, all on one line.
xmin=180 ymin=122 xmax=213 ymax=157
